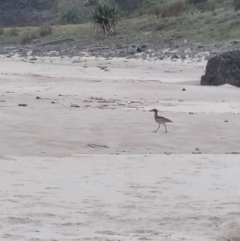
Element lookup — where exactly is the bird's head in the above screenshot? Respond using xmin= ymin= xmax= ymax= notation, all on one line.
xmin=150 ymin=108 xmax=158 ymax=113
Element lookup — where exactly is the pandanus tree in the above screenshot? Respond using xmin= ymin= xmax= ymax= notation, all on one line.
xmin=91 ymin=1 xmax=121 ymax=37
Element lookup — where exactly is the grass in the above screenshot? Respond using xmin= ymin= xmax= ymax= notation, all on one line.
xmin=39 ymin=26 xmax=53 ymax=37
xmin=0 ymin=26 xmax=4 ymax=35
xmin=0 ymin=24 xmax=93 ymax=45
xmin=20 ymin=33 xmax=37 ymax=45
xmin=0 ymin=0 xmax=239 ymax=48
xmin=9 ymin=27 xmax=18 ymax=36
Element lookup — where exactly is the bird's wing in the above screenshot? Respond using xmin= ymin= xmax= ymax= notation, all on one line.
xmin=159 ymin=116 xmax=172 ymax=122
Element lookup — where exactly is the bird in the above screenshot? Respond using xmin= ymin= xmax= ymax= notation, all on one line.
xmin=150 ymin=108 xmax=172 ymax=133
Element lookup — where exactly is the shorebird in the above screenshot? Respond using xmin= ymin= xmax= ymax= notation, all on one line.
xmin=150 ymin=108 xmax=172 ymax=133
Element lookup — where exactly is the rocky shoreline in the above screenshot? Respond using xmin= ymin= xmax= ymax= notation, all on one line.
xmin=0 ymin=36 xmax=239 ymax=62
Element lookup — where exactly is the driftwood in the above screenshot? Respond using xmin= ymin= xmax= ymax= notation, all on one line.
xmin=32 ymin=37 xmax=74 ymax=48
xmin=228 ymin=39 xmax=240 ymax=44
xmin=87 ymin=144 xmax=109 ymax=148
xmin=88 ymin=46 xmax=110 ymax=52
xmin=193 ymin=43 xmax=210 ymax=48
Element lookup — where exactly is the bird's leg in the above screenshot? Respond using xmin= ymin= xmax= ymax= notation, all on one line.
xmin=164 ymin=124 xmax=168 ymax=133
xmin=153 ymin=124 xmax=161 ymax=133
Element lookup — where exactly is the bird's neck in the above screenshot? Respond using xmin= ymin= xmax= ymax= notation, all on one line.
xmin=154 ymin=112 xmax=158 ymax=118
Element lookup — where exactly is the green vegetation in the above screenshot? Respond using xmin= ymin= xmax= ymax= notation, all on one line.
xmin=0 ymin=27 xmax=4 ymax=35
xmin=9 ymin=27 xmax=18 ymax=36
xmin=91 ymin=1 xmax=121 ymax=37
xmin=60 ymin=5 xmax=80 ymax=24
xmin=39 ymin=26 xmax=53 ymax=37
xmin=0 ymin=0 xmax=240 ymax=47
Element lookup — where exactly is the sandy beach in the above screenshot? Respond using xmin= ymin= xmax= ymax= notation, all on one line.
xmin=0 ymin=55 xmax=240 ymax=241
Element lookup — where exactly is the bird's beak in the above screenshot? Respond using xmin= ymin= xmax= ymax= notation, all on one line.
xmin=149 ymin=109 xmax=153 ymax=112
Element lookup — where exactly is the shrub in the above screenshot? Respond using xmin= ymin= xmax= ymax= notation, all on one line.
xmin=149 ymin=7 xmax=161 ymax=18
xmin=39 ymin=26 xmax=52 ymax=37
xmin=91 ymin=1 xmax=121 ymax=37
xmin=61 ymin=5 xmax=80 ymax=24
xmin=160 ymin=2 xmax=186 ymax=18
xmin=115 ymin=0 xmax=143 ymax=13
xmin=9 ymin=27 xmax=18 ymax=36
xmin=0 ymin=27 xmax=4 ymax=35
xmin=155 ymin=23 xmax=165 ymax=31
xmin=20 ymin=32 xmax=38 ymax=45
xmin=196 ymin=2 xmax=216 ymax=11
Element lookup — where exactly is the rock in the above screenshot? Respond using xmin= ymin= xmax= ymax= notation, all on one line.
xmin=70 ymin=104 xmax=80 ymax=108
xmin=228 ymin=39 xmax=240 ymax=45
xmin=118 ymin=50 xmax=126 ymax=57
xmin=201 ymin=50 xmax=240 ymax=87
xmin=33 ymin=39 xmax=40 ymax=44
xmin=72 ymin=59 xmax=81 ymax=64
xmin=140 ymin=44 xmax=148 ymax=51
xmin=127 ymin=45 xmax=142 ymax=54
xmin=171 ymin=54 xmax=180 ymax=60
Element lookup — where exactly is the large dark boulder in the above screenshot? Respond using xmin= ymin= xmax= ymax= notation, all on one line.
xmin=201 ymin=50 xmax=240 ymax=87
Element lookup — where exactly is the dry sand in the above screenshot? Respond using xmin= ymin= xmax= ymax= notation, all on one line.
xmin=0 ymin=55 xmax=240 ymax=241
